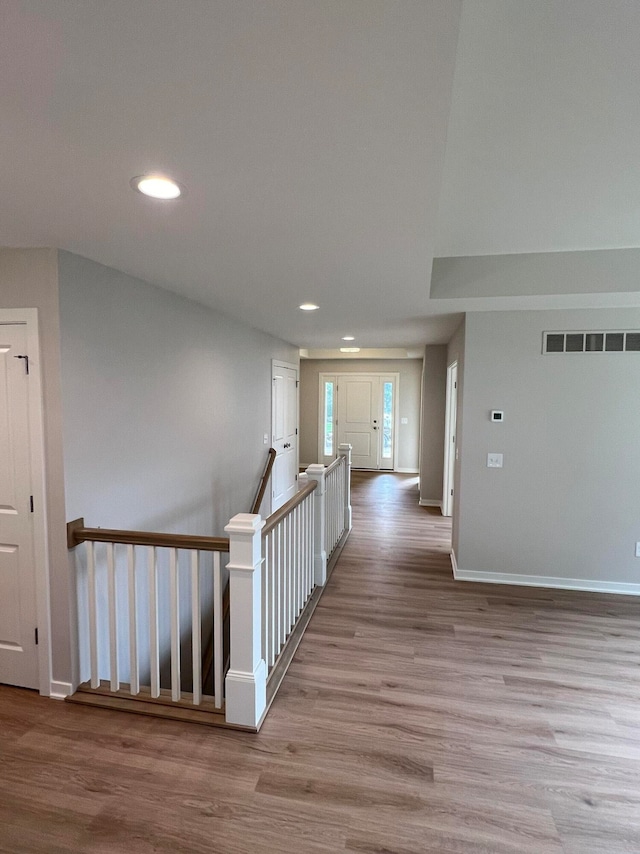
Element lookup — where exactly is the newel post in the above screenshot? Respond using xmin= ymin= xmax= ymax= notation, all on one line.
xmin=306 ymin=463 xmax=327 ymax=586
xmin=338 ymin=443 xmax=352 ymax=533
xmin=224 ymin=513 xmax=267 ymax=729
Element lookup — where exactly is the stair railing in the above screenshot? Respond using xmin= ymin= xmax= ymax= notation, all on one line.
xmin=67 ymin=444 xmax=353 ymax=730
xmin=67 ymin=520 xmax=229 ymax=714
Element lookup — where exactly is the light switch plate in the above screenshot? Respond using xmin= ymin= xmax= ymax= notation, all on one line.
xmin=401 ymin=417 xmax=408 ymax=425
xmin=487 ymin=453 xmax=503 ymax=468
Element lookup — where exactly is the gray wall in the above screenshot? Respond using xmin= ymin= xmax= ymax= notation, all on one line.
xmin=419 ymin=346 xmax=447 ymax=502
xmin=456 ymin=308 xmax=640 ymax=585
xmin=299 ymin=359 xmax=422 ymax=471
xmin=432 ymin=248 xmax=640 ymax=299
xmin=0 ymin=249 xmax=71 ymax=686
xmin=58 ymin=252 xmax=298 ymax=536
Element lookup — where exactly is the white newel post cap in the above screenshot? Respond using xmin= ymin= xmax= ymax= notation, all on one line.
xmin=306 ymin=463 xmax=326 ymax=492
xmin=225 ymin=513 xmax=265 ymax=567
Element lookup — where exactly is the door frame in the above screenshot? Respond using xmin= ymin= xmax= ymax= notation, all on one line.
xmin=442 ymin=361 xmax=458 ymax=517
xmin=271 ymin=359 xmax=299 ymax=512
xmin=0 ymin=308 xmax=52 ymax=696
xmin=318 ymin=372 xmax=400 ymax=471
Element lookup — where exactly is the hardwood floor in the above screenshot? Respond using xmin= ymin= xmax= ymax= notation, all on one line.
xmin=2 ymin=471 xmax=640 ymax=853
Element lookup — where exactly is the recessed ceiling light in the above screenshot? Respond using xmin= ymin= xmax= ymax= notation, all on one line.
xmin=341 ymin=336 xmax=355 ymax=341
xmin=299 ymin=303 xmax=319 ymax=311
xmin=131 ymin=174 xmax=183 ymax=199
xmin=340 ymin=347 xmax=360 ymax=353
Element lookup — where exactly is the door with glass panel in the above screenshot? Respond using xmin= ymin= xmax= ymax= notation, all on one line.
xmin=319 ymin=373 xmax=397 ymax=470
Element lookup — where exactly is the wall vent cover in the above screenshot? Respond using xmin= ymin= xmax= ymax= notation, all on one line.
xmin=543 ymin=331 xmax=640 ymax=354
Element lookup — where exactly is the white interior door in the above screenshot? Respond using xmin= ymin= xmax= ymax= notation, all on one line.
xmin=272 ymin=362 xmax=298 ymax=511
xmin=0 ymin=324 xmax=39 ymax=688
xmin=442 ymin=362 xmax=458 ymax=517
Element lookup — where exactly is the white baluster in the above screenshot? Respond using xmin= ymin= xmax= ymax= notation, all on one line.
xmin=87 ymin=542 xmax=99 ymax=688
xmin=191 ymin=550 xmax=201 ymax=706
xmin=262 ymin=536 xmax=268 ymax=667
xmin=148 ymin=546 xmax=160 ymax=698
xmin=213 ymin=551 xmax=223 ymax=708
xmin=284 ymin=515 xmax=290 ymax=633
xmin=268 ymin=532 xmax=275 ymax=667
xmin=106 ymin=542 xmax=119 ymax=691
xmin=127 ymin=544 xmax=139 ymax=695
xmin=169 ymin=548 xmax=180 ymax=701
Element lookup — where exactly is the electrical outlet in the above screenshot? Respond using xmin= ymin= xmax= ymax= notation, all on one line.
xmin=487 ymin=453 xmax=503 ymax=468
xmin=635 ymin=542 xmax=640 ymax=558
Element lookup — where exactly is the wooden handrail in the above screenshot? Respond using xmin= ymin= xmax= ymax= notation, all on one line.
xmin=251 ymin=447 xmax=277 ymax=514
xmin=67 ymin=517 xmax=229 ymax=552
xmin=262 ymin=480 xmax=317 ymax=537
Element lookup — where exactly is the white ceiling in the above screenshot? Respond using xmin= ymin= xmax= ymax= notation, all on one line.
xmin=436 ymin=0 xmax=640 ymax=258
xmin=2 ymin=1 xmax=640 ymax=349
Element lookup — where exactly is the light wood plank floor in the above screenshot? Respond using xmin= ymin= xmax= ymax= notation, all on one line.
xmin=2 ymin=471 xmax=640 ymax=853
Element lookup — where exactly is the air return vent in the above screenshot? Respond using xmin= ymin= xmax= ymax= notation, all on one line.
xmin=543 ymin=331 xmax=640 ymax=354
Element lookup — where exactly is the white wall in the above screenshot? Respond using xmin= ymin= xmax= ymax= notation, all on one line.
xmin=58 ymin=252 xmax=298 ymax=685
xmin=299 ymin=359 xmax=422 ymax=471
xmin=0 ymin=249 xmax=71 ymax=687
xmin=419 ymin=346 xmax=447 ymax=502
xmin=456 ymin=308 xmax=640 ymax=588
xmin=58 ymin=251 xmax=297 ymax=534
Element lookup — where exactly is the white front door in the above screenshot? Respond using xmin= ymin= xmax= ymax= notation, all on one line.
xmin=271 ymin=362 xmax=298 ymax=511
xmin=336 ymin=374 xmax=396 ymax=469
xmin=336 ymin=375 xmax=380 ymax=468
xmin=0 ymin=324 xmax=39 ymax=688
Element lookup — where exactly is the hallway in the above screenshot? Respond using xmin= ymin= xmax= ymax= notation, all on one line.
xmin=1 ymin=472 xmax=640 ymax=853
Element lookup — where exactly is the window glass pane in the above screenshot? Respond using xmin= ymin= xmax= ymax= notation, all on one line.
xmin=323 ymin=382 xmax=333 ymax=456
xmin=382 ymin=381 xmax=393 ymax=459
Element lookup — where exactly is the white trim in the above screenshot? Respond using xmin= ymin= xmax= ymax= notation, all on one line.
xmin=49 ymin=680 xmax=73 ymax=700
xmin=419 ymin=498 xmax=441 ymax=507
xmin=442 ymin=361 xmax=457 ymax=517
xmin=450 ymin=549 xmax=457 ymax=576
xmin=0 ymin=309 xmax=53 ymax=697
xmin=396 ymin=467 xmax=419 ymax=474
xmin=452 ymin=566 xmax=640 ymax=596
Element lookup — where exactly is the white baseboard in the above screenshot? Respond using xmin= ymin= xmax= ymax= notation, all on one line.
xmin=395 ymin=468 xmax=419 ymax=474
xmin=452 ymin=566 xmax=640 ymax=597
xmin=419 ymin=498 xmax=442 ymax=509
xmin=49 ymin=680 xmax=73 ymax=700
